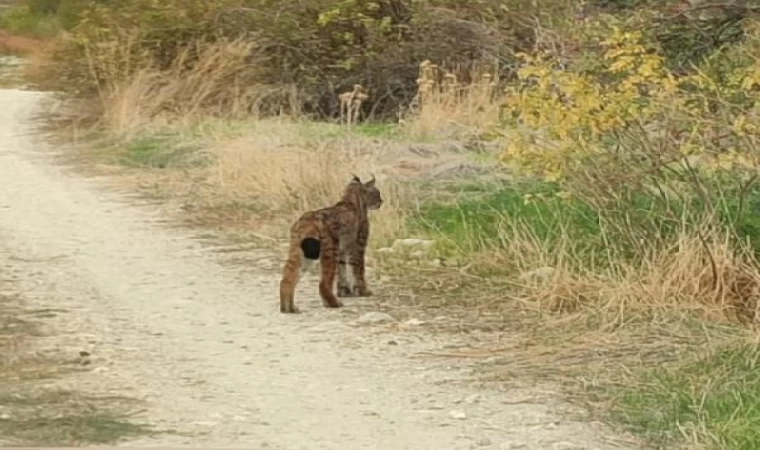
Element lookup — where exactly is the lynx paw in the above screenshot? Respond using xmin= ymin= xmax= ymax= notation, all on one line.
xmin=338 ymin=284 xmax=358 ymax=297
xmin=321 ymin=296 xmax=344 ymax=308
xmin=280 ymin=304 xmax=301 ymax=314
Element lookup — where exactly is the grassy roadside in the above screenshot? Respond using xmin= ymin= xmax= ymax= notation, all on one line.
xmin=50 ymin=111 xmax=760 ymax=450
xmin=397 ymin=183 xmax=760 ymax=450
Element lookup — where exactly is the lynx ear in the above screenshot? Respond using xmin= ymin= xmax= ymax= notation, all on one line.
xmin=351 ymin=174 xmax=362 ymax=184
xmin=365 ymin=173 xmax=376 ymax=187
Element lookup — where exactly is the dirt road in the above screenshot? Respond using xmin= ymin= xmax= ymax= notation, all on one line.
xmin=0 ymin=89 xmax=633 ymax=449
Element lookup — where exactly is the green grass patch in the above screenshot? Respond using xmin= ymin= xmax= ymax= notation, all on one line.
xmin=104 ymin=127 xmax=223 ymax=169
xmin=603 ymin=343 xmax=760 ymax=450
xmin=119 ymin=134 xmax=202 ymax=169
xmin=714 ymin=180 xmax=760 ymax=261
xmin=412 ymin=181 xmax=603 ymax=256
xmin=95 ymin=119 xmax=265 ymax=169
xmin=349 ymin=122 xmax=398 ymax=138
xmin=296 ymin=121 xmax=399 ymax=140
xmin=412 ymin=179 xmax=760 ymax=265
xmin=294 ymin=120 xmax=443 ymax=143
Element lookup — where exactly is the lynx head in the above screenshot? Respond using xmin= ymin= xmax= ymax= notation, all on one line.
xmin=346 ymin=174 xmax=383 ymax=211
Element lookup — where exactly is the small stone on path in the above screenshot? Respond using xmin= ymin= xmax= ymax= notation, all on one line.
xmin=357 ymin=312 xmax=394 ymax=325
xmin=449 ymin=410 xmax=467 ymax=420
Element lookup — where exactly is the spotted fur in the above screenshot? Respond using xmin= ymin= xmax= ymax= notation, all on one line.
xmin=279 ymin=175 xmax=382 ymax=313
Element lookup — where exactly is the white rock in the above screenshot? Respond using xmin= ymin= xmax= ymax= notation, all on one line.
xmin=190 ymin=421 xmax=217 ymax=427
xmin=449 ymin=409 xmax=467 ymax=420
xmin=500 ymin=443 xmax=527 ymax=450
xmin=376 ymin=247 xmax=395 ymax=254
xmin=409 ymin=250 xmax=428 ymax=260
xmin=403 ymin=318 xmax=425 ymax=327
xmin=464 ymin=394 xmax=481 ymax=404
xmin=357 ymin=312 xmax=395 ymax=325
xmin=391 ymin=238 xmax=435 ymax=250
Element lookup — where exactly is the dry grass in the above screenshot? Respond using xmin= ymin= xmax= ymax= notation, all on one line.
xmin=510 ymin=229 xmax=760 ymax=327
xmin=99 ymin=38 xmax=299 ymax=137
xmin=27 ymin=36 xmax=299 ymax=136
xmin=397 ymin=190 xmax=760 ymax=403
xmin=400 ymin=59 xmax=502 ymax=139
xmin=205 ymin=120 xmax=411 ymax=244
xmin=480 ymin=228 xmax=760 ymax=381
xmin=29 ymin=35 xmax=421 ymax=247
xmin=0 ymin=389 xmax=151 ymax=446
xmin=378 ymin=226 xmax=760 ymax=332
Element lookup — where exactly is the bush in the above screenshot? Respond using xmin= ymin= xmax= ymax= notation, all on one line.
xmin=28 ymin=0 xmax=593 ymax=121
xmin=499 ymin=13 xmax=760 ymax=250
xmin=0 ymin=4 xmax=58 ymax=37
xmin=16 ymin=0 xmax=758 ymax=122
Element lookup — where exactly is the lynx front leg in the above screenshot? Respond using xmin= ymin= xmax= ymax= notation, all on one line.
xmin=349 ymin=243 xmax=372 ymax=297
xmin=337 ymin=246 xmax=357 ymax=298
xmin=337 ymin=263 xmax=355 ymax=297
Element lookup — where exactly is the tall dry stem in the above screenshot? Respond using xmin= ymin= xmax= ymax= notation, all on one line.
xmin=90 ymin=37 xmax=295 ymax=135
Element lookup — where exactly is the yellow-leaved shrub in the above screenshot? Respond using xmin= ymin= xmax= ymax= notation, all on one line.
xmin=500 ymin=15 xmax=760 ymax=210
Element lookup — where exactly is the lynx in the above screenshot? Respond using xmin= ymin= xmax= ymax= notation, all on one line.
xmin=279 ymin=175 xmax=383 ymax=314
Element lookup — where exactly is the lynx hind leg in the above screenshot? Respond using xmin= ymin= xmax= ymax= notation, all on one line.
xmin=279 ymin=243 xmax=302 ymax=313
xmin=318 ymin=238 xmax=343 ymax=308
xmin=347 ymin=243 xmax=371 ymax=297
